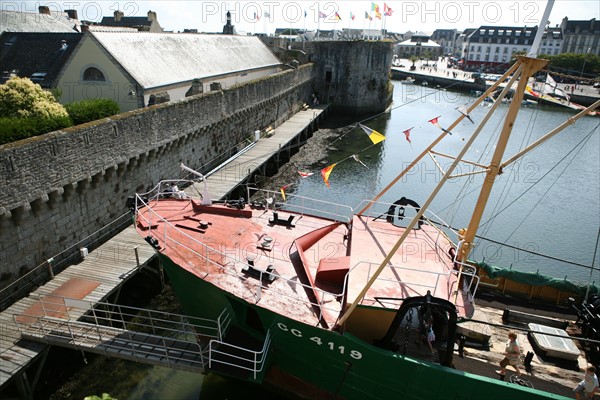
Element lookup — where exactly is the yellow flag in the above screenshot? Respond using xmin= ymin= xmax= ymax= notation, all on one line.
xmin=359 ymin=123 xmax=386 ymax=144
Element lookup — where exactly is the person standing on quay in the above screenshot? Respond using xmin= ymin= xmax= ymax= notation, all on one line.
xmin=574 ymin=366 xmax=599 ymax=399
xmin=496 ymin=331 xmax=521 ymax=377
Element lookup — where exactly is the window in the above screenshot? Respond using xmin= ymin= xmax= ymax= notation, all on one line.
xmin=470 ymin=45 xmax=475 ymax=52
xmin=506 ymin=39 xmax=510 ymax=44
xmin=498 ymin=30 xmax=504 ymax=36
xmin=506 ymin=30 xmax=512 ymax=35
xmin=495 ymin=47 xmax=500 ymax=53
xmin=480 ymin=29 xmax=486 ymax=35
xmin=516 ymin=31 xmax=521 ymax=36
xmin=525 ymin=30 xmax=531 ymax=36
xmin=83 ymin=67 xmax=105 ymax=81
xmin=477 ymin=45 xmax=481 ymax=52
xmin=503 ymin=47 xmax=508 ymax=54
xmin=494 ymin=55 xmax=499 ymax=61
xmin=489 ymin=30 xmax=495 ymax=35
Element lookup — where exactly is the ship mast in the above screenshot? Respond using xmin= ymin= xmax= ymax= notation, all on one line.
xmin=457 ymin=0 xmax=554 ymax=262
xmin=336 ymin=1 xmax=562 ymax=328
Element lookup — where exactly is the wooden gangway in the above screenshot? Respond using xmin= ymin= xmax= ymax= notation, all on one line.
xmin=0 ymin=104 xmax=329 ymax=398
xmin=200 ymin=105 xmax=328 ymax=199
xmin=0 ymin=227 xmax=155 ymax=397
xmin=12 ymin=296 xmax=230 ymax=375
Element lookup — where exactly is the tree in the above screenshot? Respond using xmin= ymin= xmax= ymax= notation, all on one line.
xmin=0 ymin=77 xmax=72 ymax=144
xmin=0 ymin=76 xmax=70 ymax=120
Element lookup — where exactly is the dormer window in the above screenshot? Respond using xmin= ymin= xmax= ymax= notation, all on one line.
xmin=83 ymin=67 xmax=105 ymax=81
xmin=489 ymin=30 xmax=495 ymax=35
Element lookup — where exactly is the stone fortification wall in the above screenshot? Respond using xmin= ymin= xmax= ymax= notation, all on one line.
xmin=0 ymin=65 xmax=313 ymax=282
xmin=310 ymin=41 xmax=394 ymax=114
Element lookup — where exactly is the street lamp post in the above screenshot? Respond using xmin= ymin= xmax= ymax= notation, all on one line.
xmin=580 ymin=47 xmax=592 ymax=81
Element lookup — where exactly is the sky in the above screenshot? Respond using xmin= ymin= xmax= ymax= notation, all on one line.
xmin=6 ymin=1 xmax=600 ymax=34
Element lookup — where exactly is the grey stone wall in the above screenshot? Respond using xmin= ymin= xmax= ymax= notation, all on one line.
xmin=310 ymin=41 xmax=394 ymax=114
xmin=0 ymin=65 xmax=313 ymax=283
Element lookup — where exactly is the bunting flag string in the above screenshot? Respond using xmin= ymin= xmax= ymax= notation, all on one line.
xmin=359 ymin=123 xmax=386 ymax=144
xmin=352 ymin=154 xmax=368 ymax=168
xmin=403 ymin=128 xmax=413 ymax=144
xmin=298 ymin=171 xmax=314 ymax=178
xmin=456 ymin=105 xmax=474 ymax=124
xmin=428 ymin=116 xmax=453 ymax=135
xmin=276 ymin=108 xmax=472 ymax=188
xmin=280 ymin=184 xmax=290 ymax=201
xmin=321 ymin=163 xmax=337 ymax=188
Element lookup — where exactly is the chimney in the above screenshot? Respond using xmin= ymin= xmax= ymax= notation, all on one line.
xmin=114 ymin=10 xmax=124 ymax=22
xmin=39 ymin=6 xmax=50 ymax=15
xmin=65 ymin=9 xmax=78 ymax=20
xmin=80 ymin=24 xmax=89 ymax=33
xmin=147 ymin=10 xmax=156 ymax=22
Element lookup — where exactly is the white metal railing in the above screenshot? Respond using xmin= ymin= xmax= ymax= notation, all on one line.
xmin=15 ymin=315 xmax=208 ymax=370
xmin=246 ymin=187 xmax=353 ymax=223
xmin=208 ymin=329 xmax=272 ymax=380
xmin=15 ymin=294 xmax=228 ymax=341
xmin=351 ymin=261 xmax=446 ymax=302
xmin=450 ymin=241 xmax=481 ymax=301
xmin=133 ymin=195 xmax=346 ymax=324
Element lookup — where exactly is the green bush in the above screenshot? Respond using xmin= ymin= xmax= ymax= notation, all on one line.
xmin=0 ymin=77 xmax=73 ymax=145
xmin=65 ymin=99 xmax=120 ymax=125
xmin=0 ymin=115 xmax=72 ymax=145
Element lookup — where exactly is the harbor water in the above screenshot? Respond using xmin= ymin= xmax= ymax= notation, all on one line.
xmin=49 ymin=81 xmax=599 ymax=399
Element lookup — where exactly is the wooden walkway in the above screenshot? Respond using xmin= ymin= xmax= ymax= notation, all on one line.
xmin=0 ymin=105 xmax=328 ymax=397
xmin=0 ymin=228 xmax=155 ymax=396
xmin=202 ymin=105 xmax=328 ymax=199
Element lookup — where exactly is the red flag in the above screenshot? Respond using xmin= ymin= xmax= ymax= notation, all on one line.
xmin=298 ymin=171 xmax=314 ymax=178
xmin=403 ymin=128 xmax=413 ymax=143
xmin=428 ymin=116 xmax=452 ymax=135
xmin=384 ymin=3 xmax=394 ymax=16
xmin=321 ymin=163 xmax=337 ymax=188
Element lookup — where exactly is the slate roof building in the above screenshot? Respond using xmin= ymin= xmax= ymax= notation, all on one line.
xmin=394 ymin=32 xmax=442 ymax=59
xmin=95 ymin=10 xmax=164 ymax=32
xmin=55 ymin=31 xmax=282 ymax=111
xmin=0 ymin=6 xmax=80 ymax=34
xmin=0 ymin=32 xmax=83 ymax=86
xmin=560 ymin=18 xmax=600 ymax=56
xmin=464 ymin=25 xmax=563 ymax=69
xmin=430 ymin=29 xmax=459 ymax=56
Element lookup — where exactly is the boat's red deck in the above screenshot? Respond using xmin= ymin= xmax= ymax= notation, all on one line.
xmin=348 ymin=215 xmax=473 ymax=317
xmin=136 ymin=198 xmax=473 ymax=329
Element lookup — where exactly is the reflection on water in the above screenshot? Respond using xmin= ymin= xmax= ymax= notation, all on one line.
xmin=290 ymin=82 xmax=599 ymax=284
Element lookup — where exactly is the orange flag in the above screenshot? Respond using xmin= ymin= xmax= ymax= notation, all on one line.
xmin=321 ymin=163 xmax=337 ymax=188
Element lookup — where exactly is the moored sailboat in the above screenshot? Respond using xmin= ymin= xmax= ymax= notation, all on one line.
xmin=131 ymin=2 xmax=600 ymax=398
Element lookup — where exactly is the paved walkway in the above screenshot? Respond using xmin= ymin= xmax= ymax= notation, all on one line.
xmin=392 ymin=57 xmax=600 ymax=103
